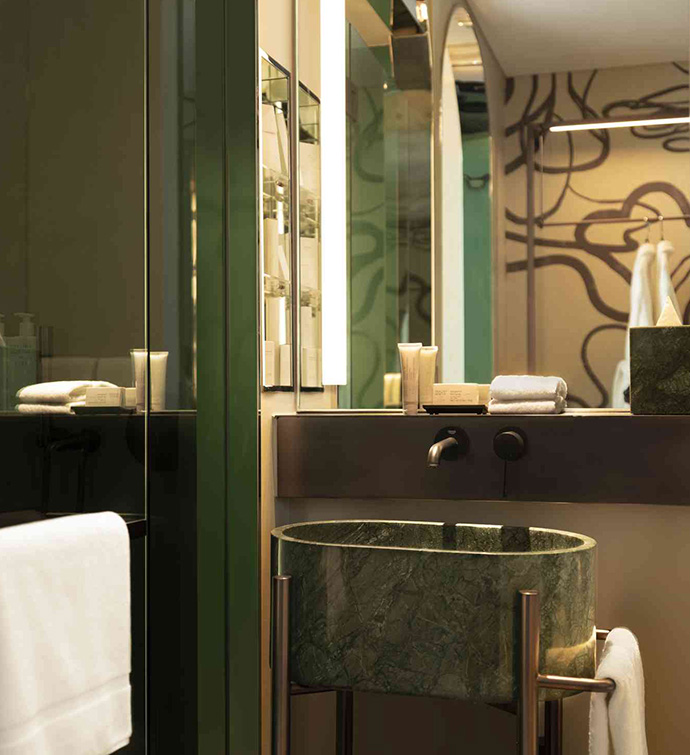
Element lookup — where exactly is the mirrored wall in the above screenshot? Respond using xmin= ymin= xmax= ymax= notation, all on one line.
xmin=291 ymin=0 xmax=689 ymax=411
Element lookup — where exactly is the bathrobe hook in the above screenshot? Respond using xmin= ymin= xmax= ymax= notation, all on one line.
xmin=644 ymin=217 xmax=650 ymax=243
xmin=659 ymin=215 xmax=665 ymax=240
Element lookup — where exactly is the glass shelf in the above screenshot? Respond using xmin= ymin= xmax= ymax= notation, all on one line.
xmin=298 ymin=84 xmax=322 ymax=390
xmin=261 ymin=53 xmax=293 ymax=391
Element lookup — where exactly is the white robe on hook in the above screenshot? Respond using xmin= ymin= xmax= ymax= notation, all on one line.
xmin=611 ymin=241 xmax=656 ymax=408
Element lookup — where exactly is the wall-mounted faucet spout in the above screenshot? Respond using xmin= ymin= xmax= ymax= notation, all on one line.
xmin=427 ymin=436 xmax=459 ymax=468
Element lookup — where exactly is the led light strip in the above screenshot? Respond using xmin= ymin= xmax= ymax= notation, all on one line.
xmin=549 ymin=116 xmax=690 ymax=132
xmin=320 ymin=0 xmax=347 ymax=385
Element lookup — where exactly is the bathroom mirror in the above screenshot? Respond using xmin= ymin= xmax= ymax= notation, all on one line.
xmin=298 ymin=0 xmax=690 ymax=411
xmin=297 ymin=0 xmax=433 ymax=410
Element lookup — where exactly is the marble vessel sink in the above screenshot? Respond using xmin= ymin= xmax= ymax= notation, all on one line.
xmin=272 ymin=520 xmax=596 ymax=703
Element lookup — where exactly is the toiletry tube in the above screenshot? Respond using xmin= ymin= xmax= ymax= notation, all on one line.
xmin=398 ymin=343 xmax=422 ymax=414
xmin=150 ymin=352 xmax=168 ymax=411
xmin=130 ymin=350 xmax=169 ymax=411
xmin=301 ymin=306 xmax=315 ymax=349
xmin=276 ymin=237 xmax=291 ymax=281
xmin=383 ymin=372 xmax=401 ymax=408
xmin=130 ymin=349 xmax=147 ymax=410
xmin=265 ymin=297 xmax=282 ymax=344
xmin=264 ymin=218 xmax=280 ymax=277
xmin=300 ymin=238 xmax=319 ymax=289
xmin=419 ymin=346 xmax=438 ymax=407
xmin=279 ymin=344 xmax=292 ymax=386
xmin=264 ymin=341 xmax=276 ymax=386
xmin=305 ymin=347 xmax=319 ymax=387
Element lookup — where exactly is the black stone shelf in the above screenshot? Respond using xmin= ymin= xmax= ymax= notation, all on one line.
xmin=276 ymin=412 xmax=690 ymax=505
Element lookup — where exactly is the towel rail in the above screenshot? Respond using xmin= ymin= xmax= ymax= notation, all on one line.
xmin=519 ymin=590 xmax=615 ymax=755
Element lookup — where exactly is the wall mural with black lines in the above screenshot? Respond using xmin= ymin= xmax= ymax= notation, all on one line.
xmin=502 ymin=61 xmax=689 ymax=408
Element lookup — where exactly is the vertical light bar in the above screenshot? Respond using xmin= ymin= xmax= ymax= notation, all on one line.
xmin=320 ymin=0 xmax=347 ymax=385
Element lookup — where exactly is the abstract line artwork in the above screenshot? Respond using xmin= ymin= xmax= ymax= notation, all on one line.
xmin=504 ymin=62 xmax=689 ymax=407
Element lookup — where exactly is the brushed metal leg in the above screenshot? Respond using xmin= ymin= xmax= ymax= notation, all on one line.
xmin=272 ymin=576 xmax=291 ymax=755
xmin=519 ymin=590 xmax=540 ymax=755
xmin=543 ymin=700 xmax=563 ymax=755
xmin=336 ymin=690 xmax=354 ymax=755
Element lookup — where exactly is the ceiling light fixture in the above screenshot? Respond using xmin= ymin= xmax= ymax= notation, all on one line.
xmin=549 ymin=116 xmax=690 ymax=133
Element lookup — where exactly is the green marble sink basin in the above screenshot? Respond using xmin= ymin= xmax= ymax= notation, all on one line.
xmin=272 ymin=520 xmax=596 ymax=703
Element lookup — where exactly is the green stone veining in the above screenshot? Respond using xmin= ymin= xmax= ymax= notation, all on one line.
xmin=272 ymin=520 xmax=596 ymax=703
xmin=631 ymin=326 xmax=690 ymax=414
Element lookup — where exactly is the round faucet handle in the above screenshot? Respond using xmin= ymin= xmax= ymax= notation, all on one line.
xmin=493 ymin=429 xmax=527 ymax=461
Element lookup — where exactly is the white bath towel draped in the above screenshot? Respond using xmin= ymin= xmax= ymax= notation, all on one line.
xmin=611 ymin=242 xmax=656 ymax=408
xmin=0 ymin=513 xmax=132 ymax=755
xmin=589 ymin=627 xmax=648 ymax=755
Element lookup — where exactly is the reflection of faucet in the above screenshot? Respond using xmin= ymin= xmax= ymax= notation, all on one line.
xmin=42 ymin=430 xmax=100 ymax=512
xmin=427 ymin=437 xmax=459 ymax=468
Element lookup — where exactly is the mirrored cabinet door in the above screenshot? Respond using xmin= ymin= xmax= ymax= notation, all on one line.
xmin=260 ymin=52 xmax=293 ymax=390
xmin=298 ymin=84 xmax=322 ymax=391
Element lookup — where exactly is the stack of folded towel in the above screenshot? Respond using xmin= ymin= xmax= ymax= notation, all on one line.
xmin=15 ymin=380 xmax=118 ymax=415
xmin=488 ymin=375 xmax=567 ymax=415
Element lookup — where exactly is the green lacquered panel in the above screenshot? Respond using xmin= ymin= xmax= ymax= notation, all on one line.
xmin=196 ymin=0 xmax=261 ymax=752
xmin=273 ymin=520 xmax=596 ymax=703
xmin=196 ymin=0 xmax=229 ymax=749
xmin=225 ymin=0 xmax=261 ymax=752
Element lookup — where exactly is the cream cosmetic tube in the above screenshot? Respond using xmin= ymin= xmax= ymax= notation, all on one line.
xmin=419 ymin=346 xmax=438 ymax=408
xmin=398 ymin=343 xmax=422 ymax=415
xmin=150 ymin=352 xmax=168 ymax=411
xmin=130 ymin=349 xmax=169 ymax=411
xmin=130 ymin=349 xmax=147 ymax=410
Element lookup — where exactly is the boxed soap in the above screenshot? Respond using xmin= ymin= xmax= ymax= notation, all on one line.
xmin=432 ymin=383 xmax=479 ymax=405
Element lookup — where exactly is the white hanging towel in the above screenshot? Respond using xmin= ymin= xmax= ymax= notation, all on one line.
xmin=655 ymin=238 xmax=680 ymax=322
xmin=0 ymin=513 xmax=131 ymax=755
xmin=611 ymin=242 xmax=656 ymax=407
xmin=589 ymin=627 xmax=648 ymax=755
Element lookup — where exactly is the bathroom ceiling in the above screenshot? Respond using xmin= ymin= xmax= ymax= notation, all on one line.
xmin=469 ymin=0 xmax=690 ymax=76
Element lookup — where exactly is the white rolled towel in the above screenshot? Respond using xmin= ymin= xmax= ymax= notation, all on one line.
xmin=16 ymin=380 xmax=117 ymax=405
xmin=490 ymin=375 xmax=567 ymax=402
xmin=488 ymin=397 xmax=565 ymax=415
xmin=15 ymin=402 xmax=85 ymax=415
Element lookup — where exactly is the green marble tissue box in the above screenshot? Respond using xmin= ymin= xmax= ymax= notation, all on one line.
xmin=630 ymin=326 xmax=690 ymax=414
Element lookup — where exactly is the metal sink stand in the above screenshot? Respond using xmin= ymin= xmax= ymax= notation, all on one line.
xmin=519 ymin=590 xmax=615 ymax=755
xmin=272 ymin=578 xmax=616 ymax=755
